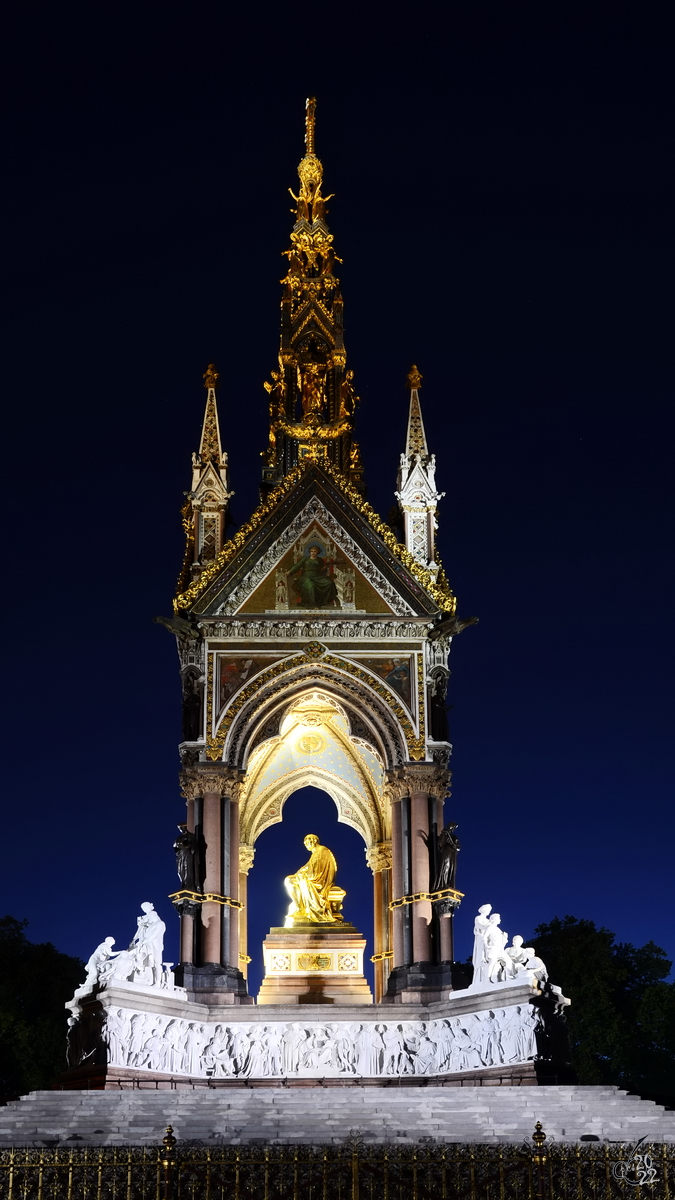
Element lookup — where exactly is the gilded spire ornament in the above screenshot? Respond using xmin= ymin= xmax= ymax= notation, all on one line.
xmin=260 ymin=98 xmax=364 ymax=495
xmin=203 ymin=363 xmax=219 ymax=390
xmin=407 ymin=365 xmax=423 ymax=390
xmin=305 ymin=96 xmax=317 ymax=155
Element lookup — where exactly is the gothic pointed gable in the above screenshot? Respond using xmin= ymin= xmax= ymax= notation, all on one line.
xmin=174 ymin=459 xmax=455 ymax=620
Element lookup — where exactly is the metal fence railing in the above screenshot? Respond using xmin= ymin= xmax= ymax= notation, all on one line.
xmin=0 ymin=1124 xmax=671 ymax=1199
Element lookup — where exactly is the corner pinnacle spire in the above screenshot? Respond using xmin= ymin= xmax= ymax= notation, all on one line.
xmin=175 ymin=365 xmax=234 ymax=589
xmin=198 ymin=364 xmax=223 ymax=463
xmin=404 ymin=366 xmax=429 ymax=457
xmin=395 ymin=366 xmax=444 ymax=575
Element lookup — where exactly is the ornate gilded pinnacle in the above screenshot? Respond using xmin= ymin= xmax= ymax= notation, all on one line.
xmin=203 ymin=363 xmax=219 ymax=390
xmin=407 ymin=365 xmax=423 ymax=390
xmin=532 ymin=1121 xmax=547 ymax=1150
xmin=305 ymin=96 xmax=317 ymax=156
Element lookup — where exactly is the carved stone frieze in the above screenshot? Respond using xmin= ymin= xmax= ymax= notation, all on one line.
xmin=366 ymin=841 xmax=393 ymax=873
xmin=207 ymin=619 xmax=429 ymax=640
xmin=86 ymin=1002 xmax=538 ymax=1078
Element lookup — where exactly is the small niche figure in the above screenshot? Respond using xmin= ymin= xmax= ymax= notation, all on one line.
xmin=430 ymin=676 xmax=450 ymax=742
xmin=182 ymin=676 xmax=201 ymax=742
xmin=174 ymin=824 xmax=199 ymax=892
xmin=433 ymin=822 xmax=460 ymax=891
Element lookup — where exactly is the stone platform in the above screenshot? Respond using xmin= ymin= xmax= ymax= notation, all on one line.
xmin=257 ymin=923 xmax=372 ymax=1005
xmin=2 ymin=1086 xmax=675 ymax=1147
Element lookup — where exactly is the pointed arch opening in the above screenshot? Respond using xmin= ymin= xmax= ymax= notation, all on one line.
xmin=244 ymin=785 xmax=375 ymax=998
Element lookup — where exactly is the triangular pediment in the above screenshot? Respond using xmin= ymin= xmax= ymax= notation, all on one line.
xmin=174 ymin=461 xmax=455 ymax=619
xmin=236 ymin=515 xmax=397 ymax=615
xmin=194 ymin=468 xmax=222 ymax=496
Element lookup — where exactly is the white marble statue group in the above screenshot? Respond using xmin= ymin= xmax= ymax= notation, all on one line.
xmin=470 ymin=904 xmax=547 ymax=989
xmin=85 ymin=1005 xmax=538 ymax=1078
xmin=68 ymin=903 xmax=174 ymax=1012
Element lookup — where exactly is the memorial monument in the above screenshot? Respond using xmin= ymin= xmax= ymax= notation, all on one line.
xmin=62 ymin=98 xmax=572 ymax=1091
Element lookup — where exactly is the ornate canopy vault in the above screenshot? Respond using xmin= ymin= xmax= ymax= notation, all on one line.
xmin=164 ymin=99 xmax=475 ymax=1005
xmin=239 ymin=691 xmax=387 ymax=850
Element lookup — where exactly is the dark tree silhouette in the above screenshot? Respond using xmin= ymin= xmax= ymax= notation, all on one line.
xmin=530 ymin=915 xmax=675 ymax=1103
xmin=0 ymin=917 xmax=84 ymax=1098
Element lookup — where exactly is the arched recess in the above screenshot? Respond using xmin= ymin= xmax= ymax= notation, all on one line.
xmin=221 ymin=667 xmax=400 ymax=1003
xmin=218 ymin=657 xmax=410 ymax=773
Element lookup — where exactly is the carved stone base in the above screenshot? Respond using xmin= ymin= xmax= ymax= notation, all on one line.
xmin=382 ymin=961 xmax=457 ymax=1005
xmin=60 ymin=1060 xmax=540 ymax=1091
xmin=257 ymin=924 xmax=373 ymax=1006
xmin=176 ymin=963 xmax=254 ymax=1005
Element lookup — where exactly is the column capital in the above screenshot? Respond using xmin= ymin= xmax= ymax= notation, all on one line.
xmin=366 ymin=841 xmax=392 ymax=873
xmin=388 ymin=762 xmax=451 ymax=800
xmin=383 ymin=778 xmax=408 ymax=804
xmin=239 ymin=843 xmax=255 ymax=874
xmin=179 ymin=765 xmax=244 ymax=800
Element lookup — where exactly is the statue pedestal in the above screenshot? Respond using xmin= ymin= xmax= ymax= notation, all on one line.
xmin=257 ymin=924 xmax=373 ymax=1005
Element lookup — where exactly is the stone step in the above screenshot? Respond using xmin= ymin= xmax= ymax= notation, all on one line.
xmin=1 ymin=1086 xmax=673 ymax=1147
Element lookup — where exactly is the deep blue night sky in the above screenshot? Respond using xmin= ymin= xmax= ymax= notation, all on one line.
xmin=1 ymin=5 xmax=673 ymax=1000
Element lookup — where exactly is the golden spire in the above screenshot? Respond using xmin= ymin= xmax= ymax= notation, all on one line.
xmin=290 ymin=96 xmax=333 ymax=225
xmin=261 ymin=100 xmax=364 ymax=496
xmin=305 ymin=96 xmax=317 ymax=156
xmin=405 ymin=366 xmax=428 ymax=456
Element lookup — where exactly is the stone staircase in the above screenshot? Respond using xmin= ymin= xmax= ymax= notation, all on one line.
xmin=1 ymin=1086 xmax=674 ymax=1146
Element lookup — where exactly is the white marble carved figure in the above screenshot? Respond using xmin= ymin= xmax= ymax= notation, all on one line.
xmin=485 ymin=914 xmax=511 ymax=984
xmin=126 ymin=902 xmax=166 ymax=986
xmin=506 ymin=934 xmax=530 ymax=974
xmin=68 ymin=937 xmax=118 ymax=1011
xmin=471 ymin=903 xmax=493 ymax=983
xmin=70 ymin=903 xmax=174 ymax=1013
xmin=521 ymin=947 xmax=548 ymax=983
xmin=469 ymin=904 xmax=551 ymax=992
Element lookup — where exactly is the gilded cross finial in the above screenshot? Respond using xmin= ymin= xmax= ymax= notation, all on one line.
xmin=203 ymin=363 xmax=219 ymax=390
xmin=305 ymin=97 xmax=317 ymax=156
xmin=407 ymin=365 xmax=423 ymax=390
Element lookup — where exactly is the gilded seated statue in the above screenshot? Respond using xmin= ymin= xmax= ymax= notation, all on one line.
xmin=284 ymin=834 xmax=339 ymax=926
